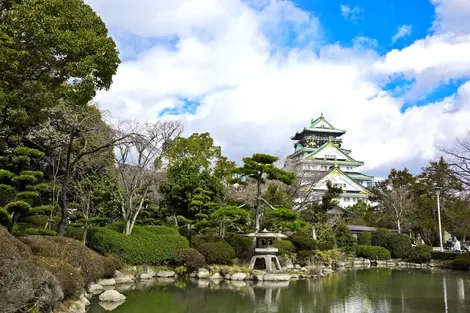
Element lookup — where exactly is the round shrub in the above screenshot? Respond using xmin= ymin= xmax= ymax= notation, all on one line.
xmin=87 ymin=224 xmax=189 ymax=265
xmin=22 ymin=228 xmax=57 ymax=236
xmin=386 ymin=233 xmax=412 ymax=259
xmin=198 ymin=241 xmax=236 ymax=265
xmin=356 ymin=245 xmax=391 ymax=260
xmin=32 ymin=256 xmax=84 ymax=298
xmin=0 ymin=209 xmax=11 ymax=227
xmin=372 ymin=228 xmax=391 ymax=248
xmin=143 ymin=225 xmax=179 ymax=235
xmin=407 ymin=245 xmax=432 ymax=263
xmin=274 ymin=240 xmax=295 ymax=255
xmin=191 ymin=234 xmax=224 ymax=250
xmin=173 ymin=248 xmax=206 ymax=271
xmin=335 ymin=224 xmax=356 ymax=249
xmin=225 ymin=233 xmax=252 ymax=257
xmin=318 ymin=242 xmax=335 ymax=251
xmin=357 ymin=232 xmax=372 ymax=246
xmin=290 ymin=233 xmax=318 ymax=250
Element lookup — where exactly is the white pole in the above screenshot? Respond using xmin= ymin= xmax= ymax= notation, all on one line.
xmin=436 ymin=189 xmax=444 ymax=252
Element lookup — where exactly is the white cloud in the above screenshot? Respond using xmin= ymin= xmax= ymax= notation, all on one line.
xmin=86 ymin=0 xmax=470 ymax=178
xmin=392 ymin=25 xmax=412 ymax=43
xmin=431 ymin=0 xmax=470 ymax=35
xmin=340 ymin=4 xmax=363 ymax=22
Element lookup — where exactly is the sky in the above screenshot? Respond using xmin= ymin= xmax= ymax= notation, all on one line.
xmin=85 ymin=0 xmax=470 ymax=178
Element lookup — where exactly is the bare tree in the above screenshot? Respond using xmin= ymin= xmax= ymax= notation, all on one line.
xmin=439 ymin=132 xmax=470 ymax=189
xmin=114 ymin=120 xmax=183 ymax=235
xmin=284 ymin=158 xmax=327 ymax=211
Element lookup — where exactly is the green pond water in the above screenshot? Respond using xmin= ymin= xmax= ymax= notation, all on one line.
xmin=88 ymin=269 xmax=470 ymax=313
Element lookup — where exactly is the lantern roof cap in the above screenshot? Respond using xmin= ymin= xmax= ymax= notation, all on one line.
xmin=245 ymin=229 xmax=287 ymax=238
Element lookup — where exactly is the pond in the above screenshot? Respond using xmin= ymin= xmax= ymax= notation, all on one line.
xmin=88 ymin=269 xmax=470 ymax=313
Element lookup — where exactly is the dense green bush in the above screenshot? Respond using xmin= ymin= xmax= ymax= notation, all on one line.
xmin=318 ymin=242 xmax=335 ymax=251
xmin=274 ymin=240 xmax=295 ymax=255
xmin=198 ymin=241 xmax=236 ymax=265
xmin=356 ymin=245 xmax=391 ymax=260
xmin=372 ymin=228 xmax=391 ymax=248
xmin=290 ymin=233 xmax=318 ymax=250
xmin=143 ymin=225 xmax=179 ymax=235
xmin=357 ymin=232 xmax=372 ymax=246
xmin=297 ymin=250 xmax=317 ymax=266
xmin=191 ymin=234 xmax=224 ymax=250
xmin=21 ymin=235 xmax=121 ymax=284
xmin=447 ymin=253 xmax=470 ymax=270
xmin=386 ymin=233 xmax=412 ymax=259
xmin=431 ymin=251 xmax=460 ymax=261
xmin=225 ymin=233 xmax=252 ymax=257
xmin=407 ymin=245 xmax=432 ymax=263
xmin=172 ymin=248 xmax=206 ymax=271
xmin=87 ymin=224 xmax=189 ymax=265
xmin=335 ymin=224 xmax=356 ymax=250
xmin=22 ymin=228 xmax=57 ymax=236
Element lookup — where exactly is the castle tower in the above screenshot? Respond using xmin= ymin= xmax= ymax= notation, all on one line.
xmin=286 ymin=113 xmax=374 ymax=209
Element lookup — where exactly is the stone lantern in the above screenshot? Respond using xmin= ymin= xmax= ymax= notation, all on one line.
xmin=246 ymin=229 xmax=287 ymax=272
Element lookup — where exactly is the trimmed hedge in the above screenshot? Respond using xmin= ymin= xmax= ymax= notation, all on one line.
xmin=198 ymin=241 xmax=236 ymax=265
xmin=372 ymin=228 xmax=391 ymax=248
xmin=143 ymin=225 xmax=179 ymax=235
xmin=225 ymin=233 xmax=252 ymax=257
xmin=357 ymin=232 xmax=372 ymax=246
xmin=87 ymin=224 xmax=189 ymax=265
xmin=290 ymin=233 xmax=318 ymax=250
xmin=21 ymin=235 xmax=122 ymax=285
xmin=386 ymin=233 xmax=412 ymax=259
xmin=191 ymin=234 xmax=224 ymax=251
xmin=407 ymin=245 xmax=432 ymax=263
xmin=431 ymin=251 xmax=460 ymax=261
xmin=0 ymin=208 xmax=11 ymax=227
xmin=356 ymin=245 xmax=391 ymax=260
xmin=172 ymin=248 xmax=205 ymax=271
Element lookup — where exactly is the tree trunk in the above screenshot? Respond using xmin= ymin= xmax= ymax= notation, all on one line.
xmin=57 ymin=138 xmax=74 ymax=236
xmin=312 ymin=226 xmax=317 ymax=240
xmin=8 ymin=213 xmax=18 ymax=233
xmin=82 ymin=202 xmax=90 ymax=245
xmin=397 ymin=219 xmax=401 ymax=233
xmin=255 ymin=176 xmax=261 ymax=232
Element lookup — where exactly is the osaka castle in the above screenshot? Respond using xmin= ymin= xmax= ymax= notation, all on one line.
xmin=286 ymin=113 xmax=374 ymax=209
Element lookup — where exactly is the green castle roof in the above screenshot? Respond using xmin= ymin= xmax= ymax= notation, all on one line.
xmin=291 ymin=113 xmax=346 ymax=140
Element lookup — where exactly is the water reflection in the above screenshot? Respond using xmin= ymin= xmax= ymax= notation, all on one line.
xmin=88 ymin=269 xmax=470 ymax=313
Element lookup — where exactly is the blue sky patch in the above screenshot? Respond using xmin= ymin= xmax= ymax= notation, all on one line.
xmin=159 ymin=98 xmax=200 ymax=117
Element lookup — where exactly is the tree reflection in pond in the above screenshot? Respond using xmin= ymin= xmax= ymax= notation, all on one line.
xmin=88 ymin=269 xmax=470 ymax=313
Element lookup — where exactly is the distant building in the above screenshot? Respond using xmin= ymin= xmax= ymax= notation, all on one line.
xmin=286 ymin=113 xmax=375 ymax=209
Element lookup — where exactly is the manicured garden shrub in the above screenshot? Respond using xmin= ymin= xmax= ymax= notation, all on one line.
xmin=356 ymin=245 xmax=391 ymax=260
xmin=335 ymin=224 xmax=356 ymax=250
xmin=143 ymin=225 xmax=179 ymax=235
xmin=386 ymin=233 xmax=412 ymax=259
xmin=357 ymin=232 xmax=372 ymax=246
xmin=191 ymin=234 xmax=224 ymax=250
xmin=225 ymin=233 xmax=252 ymax=257
xmin=198 ymin=241 xmax=236 ymax=264
xmin=407 ymin=245 xmax=432 ymax=263
xmin=274 ymin=240 xmax=295 ymax=255
xmin=372 ymin=228 xmax=391 ymax=248
xmin=22 ymin=228 xmax=57 ymax=236
xmin=447 ymin=253 xmax=470 ymax=270
xmin=87 ymin=224 xmax=189 ymax=265
xmin=297 ymin=250 xmax=317 ymax=266
xmin=173 ymin=248 xmax=206 ymax=271
xmin=65 ymin=225 xmax=84 ymax=241
xmin=32 ymin=256 xmax=84 ymax=298
xmin=290 ymin=233 xmax=318 ymax=250
xmin=431 ymin=251 xmax=460 ymax=261
xmin=318 ymin=242 xmax=335 ymax=251
xmin=21 ymin=235 xmax=122 ymax=284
